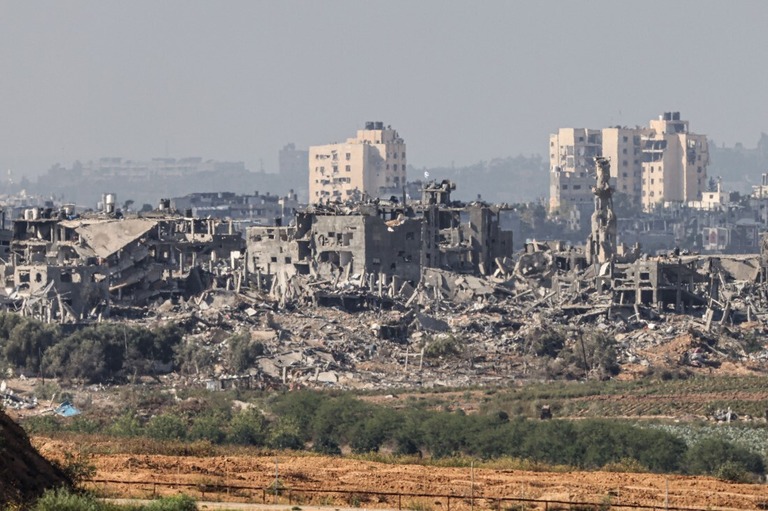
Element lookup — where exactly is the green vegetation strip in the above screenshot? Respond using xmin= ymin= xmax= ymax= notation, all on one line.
xmin=25 ymin=389 xmax=767 ymax=482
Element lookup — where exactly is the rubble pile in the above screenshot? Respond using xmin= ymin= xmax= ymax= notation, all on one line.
xmin=110 ymin=239 xmax=768 ymax=391
xmin=1 ymin=173 xmax=768 ymax=391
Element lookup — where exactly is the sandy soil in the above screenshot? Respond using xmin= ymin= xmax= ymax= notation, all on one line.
xmin=35 ymin=437 xmax=767 ymax=510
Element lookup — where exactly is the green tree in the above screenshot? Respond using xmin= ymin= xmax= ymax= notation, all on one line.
xmin=268 ymin=417 xmax=304 ymax=450
xmin=227 ymin=409 xmax=267 ymax=445
xmin=188 ymin=414 xmax=226 ymax=444
xmin=684 ymin=438 xmax=765 ymax=476
xmin=3 ymin=319 xmax=59 ymax=374
xmin=108 ymin=412 xmax=143 ymax=437
xmin=227 ymin=333 xmax=264 ymax=373
xmin=146 ymin=414 xmax=187 ymax=441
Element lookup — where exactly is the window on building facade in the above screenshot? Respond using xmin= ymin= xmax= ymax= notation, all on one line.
xmin=345 ymin=153 xmax=351 ymax=160
xmin=345 ymin=165 xmax=351 ymax=172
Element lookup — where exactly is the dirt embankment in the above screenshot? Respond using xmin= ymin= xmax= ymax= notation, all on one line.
xmin=35 ymin=437 xmax=768 ymax=510
xmin=0 ymin=412 xmax=70 ymax=505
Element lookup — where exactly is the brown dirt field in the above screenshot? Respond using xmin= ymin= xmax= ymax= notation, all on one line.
xmin=34 ymin=437 xmax=768 ymax=511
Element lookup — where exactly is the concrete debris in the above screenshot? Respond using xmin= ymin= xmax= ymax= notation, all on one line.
xmin=2 ymin=177 xmax=768 ymax=394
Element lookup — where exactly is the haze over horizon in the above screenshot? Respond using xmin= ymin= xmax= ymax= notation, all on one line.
xmin=1 ymin=1 xmax=767 ymax=178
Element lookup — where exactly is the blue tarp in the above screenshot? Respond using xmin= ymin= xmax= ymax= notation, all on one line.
xmin=54 ymin=401 xmax=81 ymax=417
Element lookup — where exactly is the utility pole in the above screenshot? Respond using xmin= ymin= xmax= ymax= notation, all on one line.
xmin=274 ymin=457 xmax=279 ymax=504
xmin=470 ymin=461 xmax=475 ymax=511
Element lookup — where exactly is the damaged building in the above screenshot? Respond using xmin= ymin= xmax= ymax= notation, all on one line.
xmin=8 ymin=202 xmax=244 ymax=321
xmin=246 ymin=181 xmax=515 ymax=296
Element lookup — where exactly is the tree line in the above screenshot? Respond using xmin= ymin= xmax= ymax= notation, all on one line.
xmin=0 ymin=313 xmax=263 ymax=383
xmin=25 ymin=390 xmax=765 ymax=482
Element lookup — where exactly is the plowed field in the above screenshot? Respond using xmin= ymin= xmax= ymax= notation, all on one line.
xmin=35 ymin=437 xmax=767 ymax=510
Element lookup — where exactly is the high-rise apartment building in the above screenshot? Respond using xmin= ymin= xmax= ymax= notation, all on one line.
xmin=601 ymin=127 xmax=646 ymax=199
xmin=549 ymin=128 xmax=602 ymax=213
xmin=640 ymin=112 xmax=709 ymax=210
xmin=309 ymin=122 xmax=406 ymax=203
xmin=549 ymin=112 xmax=708 ymax=213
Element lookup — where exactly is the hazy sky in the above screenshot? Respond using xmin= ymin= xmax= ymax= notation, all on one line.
xmin=1 ymin=1 xmax=767 ymax=177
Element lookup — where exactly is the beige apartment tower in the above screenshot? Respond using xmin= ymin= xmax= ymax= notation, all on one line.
xmin=309 ymin=122 xmax=406 ymax=203
xmin=640 ymin=112 xmax=709 ymax=210
xmin=549 ymin=112 xmax=708 ymax=213
xmin=549 ymin=128 xmax=602 ymax=213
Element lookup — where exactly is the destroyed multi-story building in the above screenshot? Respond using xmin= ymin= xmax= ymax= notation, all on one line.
xmin=246 ymin=181 xmax=514 ymax=291
xmin=420 ymin=181 xmax=514 ymax=275
xmin=170 ymin=191 xmax=299 ymax=230
xmin=246 ymin=204 xmax=423 ymax=285
xmin=8 ymin=200 xmax=244 ymax=321
xmin=309 ymin=122 xmax=407 ymax=202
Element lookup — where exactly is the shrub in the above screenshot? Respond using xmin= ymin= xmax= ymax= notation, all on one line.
xmin=144 ymin=494 xmax=197 ymax=511
xmin=227 ymin=409 xmax=267 ymax=445
xmin=423 ymin=335 xmax=463 ymax=359
xmin=227 ymin=333 xmax=264 ymax=373
xmin=22 ymin=415 xmax=61 ymax=435
xmin=188 ymin=414 xmax=226 ymax=444
xmin=107 ymin=412 xmax=142 ymax=437
xmin=268 ymin=417 xmax=304 ymax=450
xmin=31 ymin=488 xmax=101 ymax=511
xmin=525 ymin=327 xmax=565 ymax=357
xmin=684 ymin=438 xmax=765 ymax=476
xmin=146 ymin=414 xmax=187 ymax=441
xmin=716 ymin=460 xmax=755 ymax=483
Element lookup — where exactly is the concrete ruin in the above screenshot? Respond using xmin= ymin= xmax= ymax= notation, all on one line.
xmin=246 ymin=181 xmax=515 ymax=301
xmin=586 ymin=156 xmax=617 ymax=265
xmin=7 ymin=204 xmax=244 ymax=322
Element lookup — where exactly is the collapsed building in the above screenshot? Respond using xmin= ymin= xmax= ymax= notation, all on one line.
xmin=170 ymin=190 xmax=300 ymax=230
xmin=2 ymin=162 xmax=768 ymax=392
xmin=7 ymin=201 xmax=244 ymax=321
xmin=246 ymin=181 xmax=515 ymax=300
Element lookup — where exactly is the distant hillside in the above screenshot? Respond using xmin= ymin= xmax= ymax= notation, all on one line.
xmin=414 ymin=154 xmax=548 ymax=204
xmin=709 ymin=134 xmax=768 ymax=193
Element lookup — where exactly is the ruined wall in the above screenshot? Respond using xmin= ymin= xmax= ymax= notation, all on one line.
xmin=363 ymin=216 xmax=422 ymax=284
xmin=246 ymin=226 xmax=300 ymax=276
